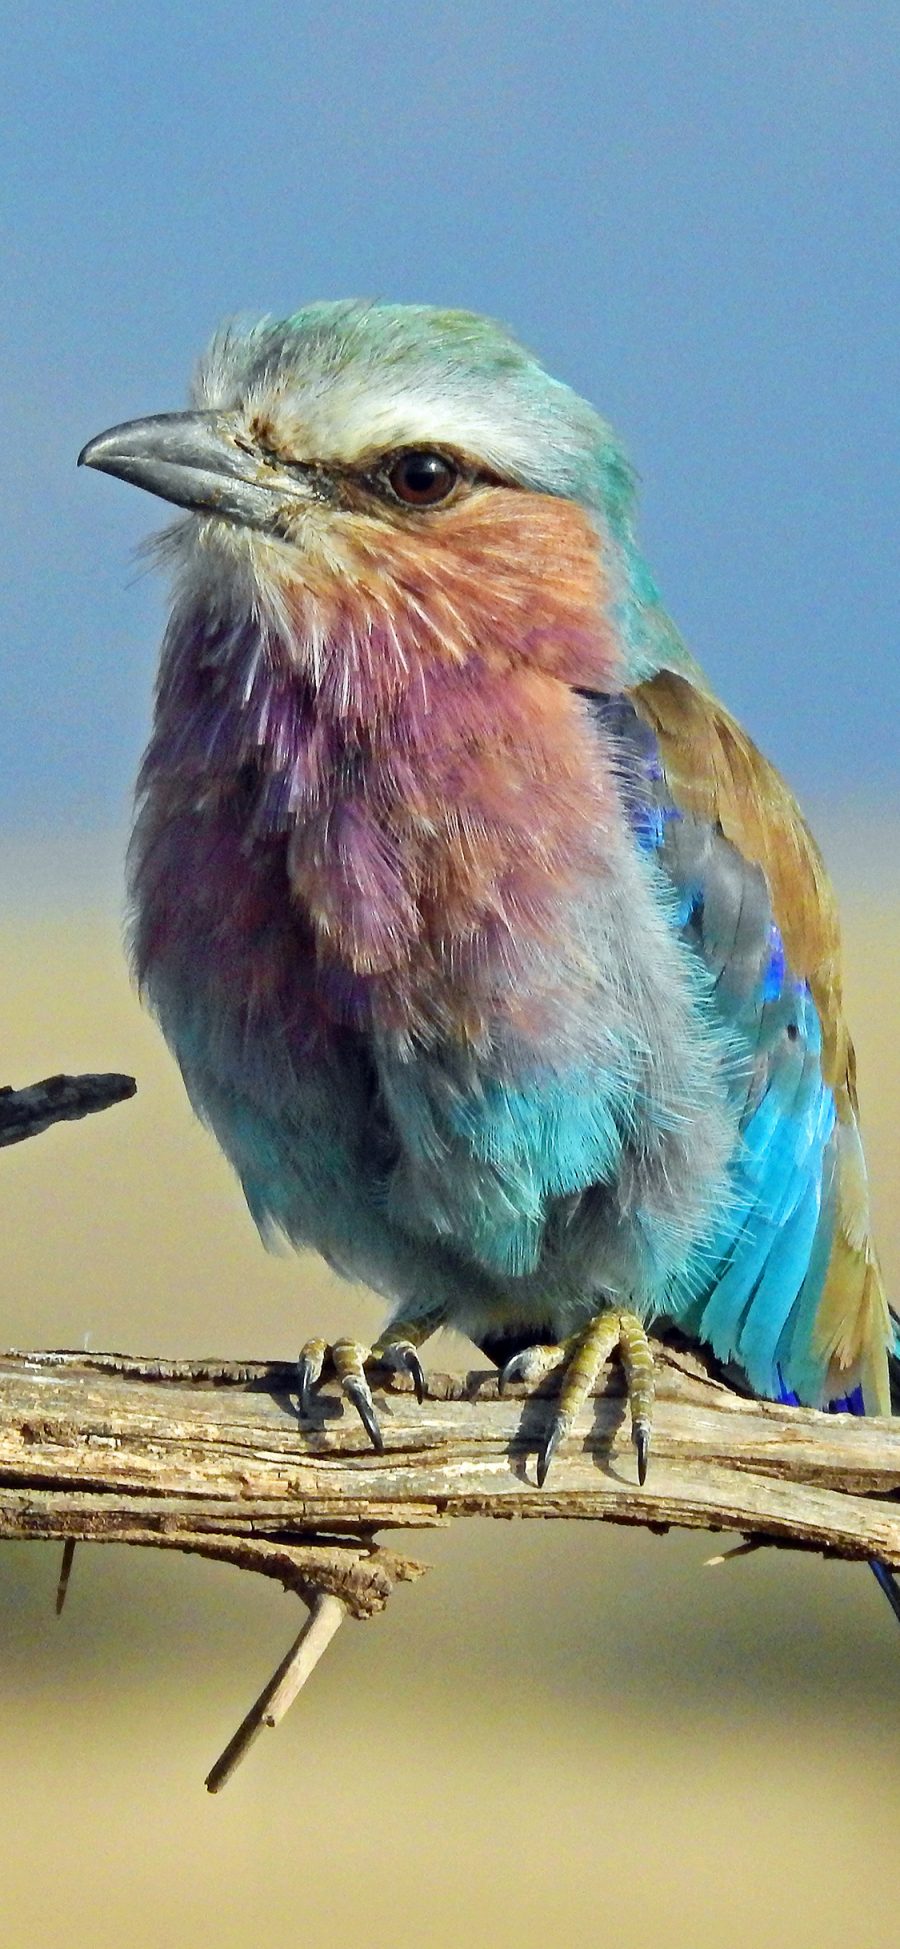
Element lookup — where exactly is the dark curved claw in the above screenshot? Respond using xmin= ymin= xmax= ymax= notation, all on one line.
xmin=497 ymin=1353 xmax=521 ymax=1399
xmin=400 ymin=1345 xmax=427 ymax=1406
xmin=374 ymin=1337 xmax=427 ymax=1404
xmin=536 ymin=1417 xmax=566 ymax=1488
xmin=498 ymin=1345 xmax=557 ymax=1398
xmin=341 ymin=1372 xmax=385 ymax=1454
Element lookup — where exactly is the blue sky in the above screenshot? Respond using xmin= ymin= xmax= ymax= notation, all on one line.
xmin=2 ymin=1 xmax=898 ymax=829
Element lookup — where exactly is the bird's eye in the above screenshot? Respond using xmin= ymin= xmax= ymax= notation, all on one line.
xmin=385 ymin=451 xmax=460 ymax=506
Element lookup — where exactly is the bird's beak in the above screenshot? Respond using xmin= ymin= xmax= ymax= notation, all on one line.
xmin=78 ymin=410 xmax=315 ymax=530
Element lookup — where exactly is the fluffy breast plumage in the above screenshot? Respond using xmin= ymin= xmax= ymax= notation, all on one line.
xmin=128 ymin=573 xmax=737 ymax=1332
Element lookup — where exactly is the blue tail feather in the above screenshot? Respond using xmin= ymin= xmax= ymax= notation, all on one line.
xmin=777 ymin=1377 xmax=900 ymax=1633
xmin=870 ymin=1560 xmax=900 ymax=1628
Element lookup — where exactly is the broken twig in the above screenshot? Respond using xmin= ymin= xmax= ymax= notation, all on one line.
xmin=205 ymin=1591 xmax=347 ymax=1792
xmin=0 ymin=1072 xmax=136 ymax=1146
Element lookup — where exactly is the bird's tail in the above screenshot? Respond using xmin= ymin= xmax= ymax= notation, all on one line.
xmin=870 ymin=1559 xmax=900 ymax=1627
xmin=870 ymin=1306 xmax=900 ymax=1626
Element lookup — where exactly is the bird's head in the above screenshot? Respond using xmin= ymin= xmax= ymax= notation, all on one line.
xmin=80 ymin=301 xmax=684 ymax=692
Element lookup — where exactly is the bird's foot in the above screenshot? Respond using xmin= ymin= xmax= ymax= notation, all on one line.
xmin=297 ymin=1329 xmax=427 ymax=1453
xmin=499 ymin=1308 xmax=655 ymax=1488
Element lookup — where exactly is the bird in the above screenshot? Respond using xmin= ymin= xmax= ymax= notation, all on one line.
xmin=79 ymin=300 xmax=899 ymax=1621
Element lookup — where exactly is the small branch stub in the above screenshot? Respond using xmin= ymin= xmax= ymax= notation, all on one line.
xmin=206 ymin=1591 xmax=347 ymax=1793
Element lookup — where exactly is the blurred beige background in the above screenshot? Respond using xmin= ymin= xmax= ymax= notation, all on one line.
xmin=1 ymin=827 xmax=898 ymax=1949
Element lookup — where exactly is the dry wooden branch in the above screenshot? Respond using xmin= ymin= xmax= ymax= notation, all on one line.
xmin=1 ymin=1343 xmax=897 ymax=1787
xmin=0 ymin=1072 xmax=136 ymax=1146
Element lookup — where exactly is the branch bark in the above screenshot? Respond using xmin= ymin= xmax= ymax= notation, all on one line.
xmin=2 ymin=1343 xmax=897 ymax=1785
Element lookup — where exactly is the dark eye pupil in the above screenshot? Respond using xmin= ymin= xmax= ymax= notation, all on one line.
xmin=388 ymin=452 xmax=457 ymax=505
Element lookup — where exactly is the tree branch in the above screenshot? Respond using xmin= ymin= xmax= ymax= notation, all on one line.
xmin=0 ymin=1073 xmax=136 ymax=1146
xmin=2 ymin=1343 xmax=897 ymax=1786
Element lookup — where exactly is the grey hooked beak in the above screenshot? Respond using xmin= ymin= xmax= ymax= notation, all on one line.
xmin=78 ymin=410 xmax=315 ymax=529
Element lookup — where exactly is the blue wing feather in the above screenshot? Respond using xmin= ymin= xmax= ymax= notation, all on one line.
xmin=587 ymin=690 xmax=842 ymax=1408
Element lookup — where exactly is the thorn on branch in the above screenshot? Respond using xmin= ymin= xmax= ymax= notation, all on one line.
xmin=55 ymin=1539 xmax=77 ymax=1615
xmin=0 ymin=1073 xmax=137 ymax=1147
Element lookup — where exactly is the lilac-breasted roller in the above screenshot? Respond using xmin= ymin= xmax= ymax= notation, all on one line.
xmin=79 ymin=303 xmax=899 ymax=1620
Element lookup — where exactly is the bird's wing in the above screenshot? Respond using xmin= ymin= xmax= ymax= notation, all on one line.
xmin=603 ymin=668 xmax=892 ymax=1415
